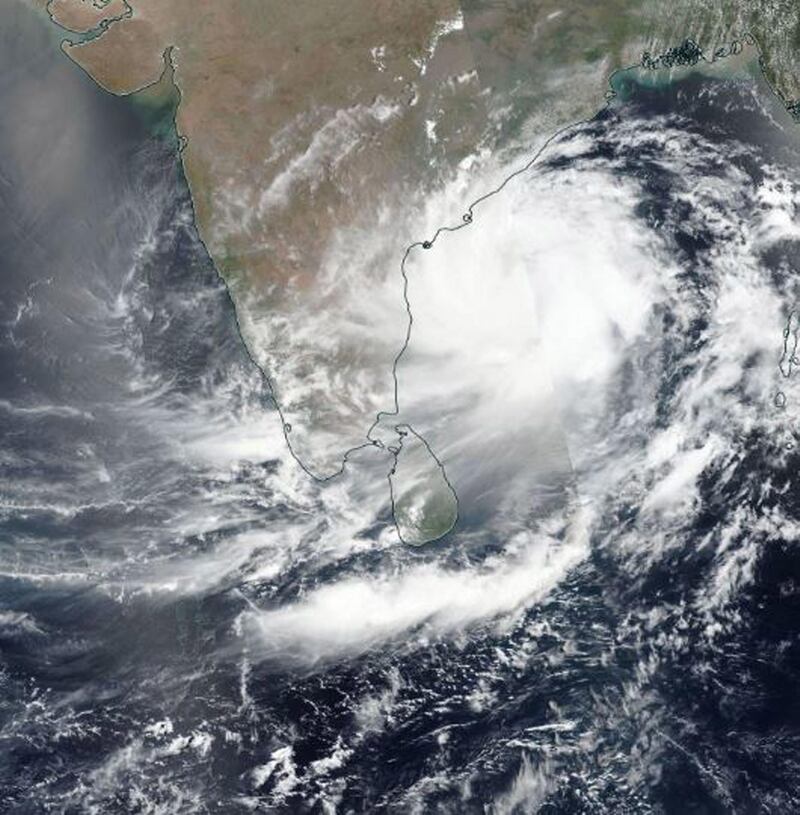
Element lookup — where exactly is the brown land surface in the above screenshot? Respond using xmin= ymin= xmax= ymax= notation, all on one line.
xmin=46 ymin=0 xmax=128 ymax=33
xmin=37 ymin=0 xmax=800 ymax=481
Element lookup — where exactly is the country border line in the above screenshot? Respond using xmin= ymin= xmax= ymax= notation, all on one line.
xmin=51 ymin=22 xmax=781 ymax=544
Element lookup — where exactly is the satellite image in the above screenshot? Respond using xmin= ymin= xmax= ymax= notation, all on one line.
xmin=4 ymin=0 xmax=800 ymax=812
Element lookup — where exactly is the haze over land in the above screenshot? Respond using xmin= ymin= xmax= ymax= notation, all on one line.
xmin=33 ymin=0 xmax=800 ymax=541
xmin=5 ymin=1 xmax=800 ymax=811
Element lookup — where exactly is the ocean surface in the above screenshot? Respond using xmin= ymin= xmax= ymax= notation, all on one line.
xmin=3 ymin=4 xmax=800 ymax=813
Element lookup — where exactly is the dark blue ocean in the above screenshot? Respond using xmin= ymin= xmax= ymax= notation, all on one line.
xmin=3 ymin=4 xmax=800 ymax=812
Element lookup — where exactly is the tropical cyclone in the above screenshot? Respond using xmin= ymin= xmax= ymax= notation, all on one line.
xmin=37 ymin=0 xmax=800 ymax=542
